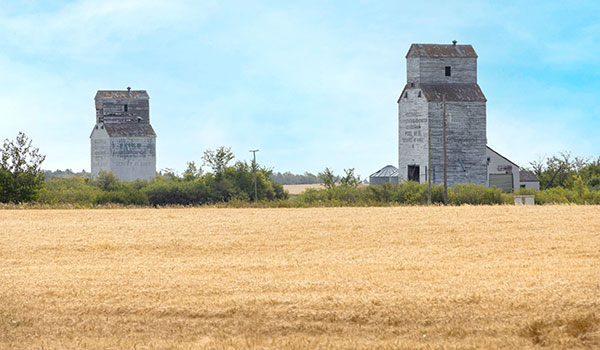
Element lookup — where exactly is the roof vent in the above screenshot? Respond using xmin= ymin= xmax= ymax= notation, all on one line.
xmin=452 ymin=40 xmax=457 ymax=46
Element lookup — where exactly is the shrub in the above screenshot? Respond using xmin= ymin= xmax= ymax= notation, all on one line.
xmin=38 ymin=177 xmax=101 ymax=205
xmin=449 ymin=184 xmax=507 ymax=205
xmin=94 ymin=188 xmax=149 ymax=206
xmin=535 ymin=187 xmax=569 ymax=204
xmin=144 ymin=180 xmax=208 ymax=206
xmin=391 ymin=181 xmax=428 ymax=204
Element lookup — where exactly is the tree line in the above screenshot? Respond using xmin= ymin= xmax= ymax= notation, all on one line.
xmin=269 ymin=171 xmax=322 ymax=185
xmin=1 ymin=133 xmax=286 ymax=205
xmin=4 ymin=132 xmax=600 ymax=206
xmin=530 ymin=152 xmax=600 ymax=190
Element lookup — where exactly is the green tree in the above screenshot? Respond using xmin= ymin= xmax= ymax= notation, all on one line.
xmin=202 ymin=146 xmax=234 ymax=177
xmin=92 ymin=171 xmax=120 ymax=191
xmin=340 ymin=168 xmax=361 ymax=188
xmin=319 ymin=167 xmax=336 ymax=190
xmin=0 ymin=132 xmax=46 ymax=203
xmin=183 ymin=161 xmax=203 ymax=181
xmin=530 ymin=152 xmax=580 ymax=189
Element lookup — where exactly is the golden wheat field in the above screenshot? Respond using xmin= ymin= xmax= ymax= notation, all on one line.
xmin=1 ymin=206 xmax=599 ymax=349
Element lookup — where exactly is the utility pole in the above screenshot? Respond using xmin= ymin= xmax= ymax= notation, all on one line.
xmin=427 ymin=122 xmax=432 ymax=205
xmin=442 ymin=94 xmax=448 ymax=206
xmin=249 ymin=149 xmax=259 ymax=201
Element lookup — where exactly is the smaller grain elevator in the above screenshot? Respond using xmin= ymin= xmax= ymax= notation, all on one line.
xmin=90 ymin=88 xmax=156 ymax=181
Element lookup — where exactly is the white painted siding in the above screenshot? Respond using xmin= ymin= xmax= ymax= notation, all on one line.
xmin=486 ymin=147 xmax=520 ymax=192
xmin=520 ymin=181 xmax=540 ymax=191
xmin=90 ymin=126 xmax=110 ymax=176
xmin=109 ymin=136 xmax=156 ymax=181
xmin=398 ymin=88 xmax=429 ymax=183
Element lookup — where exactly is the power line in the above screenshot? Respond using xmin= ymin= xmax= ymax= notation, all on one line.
xmin=443 ymin=94 xmax=448 ymax=206
xmin=249 ymin=149 xmax=259 ymax=201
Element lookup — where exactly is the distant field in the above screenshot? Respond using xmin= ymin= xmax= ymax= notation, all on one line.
xmin=1 ymin=207 xmax=599 ymax=349
xmin=283 ymin=183 xmax=368 ymax=194
xmin=283 ymin=183 xmax=326 ymax=194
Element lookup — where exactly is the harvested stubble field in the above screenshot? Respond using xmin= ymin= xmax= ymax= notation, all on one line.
xmin=1 ymin=207 xmax=599 ymax=349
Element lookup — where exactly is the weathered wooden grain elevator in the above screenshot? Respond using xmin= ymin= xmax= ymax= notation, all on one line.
xmin=398 ymin=42 xmax=487 ymax=186
xmin=90 ymin=88 xmax=156 ymax=181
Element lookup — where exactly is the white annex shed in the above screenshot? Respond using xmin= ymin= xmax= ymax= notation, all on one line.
xmin=90 ymin=89 xmax=157 ymax=181
xmin=486 ymin=146 xmax=540 ymax=192
xmin=486 ymin=146 xmax=519 ymax=193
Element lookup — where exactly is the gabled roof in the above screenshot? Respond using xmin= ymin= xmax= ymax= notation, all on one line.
xmin=519 ymin=169 xmax=540 ymax=182
xmin=104 ymin=123 xmax=156 ymax=137
xmin=420 ymin=84 xmax=486 ymax=102
xmin=398 ymin=84 xmax=487 ymax=103
xmin=370 ymin=165 xmax=399 ymax=178
xmin=95 ymin=90 xmax=149 ymax=99
xmin=406 ymin=43 xmax=478 ymax=58
xmin=486 ymin=146 xmax=520 ymax=169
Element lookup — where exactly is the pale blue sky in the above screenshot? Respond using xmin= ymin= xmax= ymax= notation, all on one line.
xmin=1 ymin=1 xmax=598 ymax=178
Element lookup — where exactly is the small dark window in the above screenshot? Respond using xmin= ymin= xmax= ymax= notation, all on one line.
xmin=408 ymin=165 xmax=420 ymax=183
xmin=445 ymin=66 xmax=451 ymax=76
xmin=404 ymin=91 xmax=408 ymax=98
xmin=410 ymin=82 xmax=415 ymax=87
xmin=124 ymin=104 xmax=128 ymax=112
xmin=418 ymin=91 xmax=422 ymax=97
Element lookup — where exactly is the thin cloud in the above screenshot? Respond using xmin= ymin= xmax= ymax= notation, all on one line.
xmin=0 ymin=0 xmax=212 ymax=61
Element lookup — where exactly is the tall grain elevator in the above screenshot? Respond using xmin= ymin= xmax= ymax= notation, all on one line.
xmin=398 ymin=42 xmax=487 ymax=186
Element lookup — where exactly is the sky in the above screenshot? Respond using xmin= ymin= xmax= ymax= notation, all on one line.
xmin=1 ymin=0 xmax=599 ymax=179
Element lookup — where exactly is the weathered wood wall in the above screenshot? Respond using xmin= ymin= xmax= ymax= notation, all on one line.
xmin=399 ymin=45 xmax=487 ymax=187
xmin=408 ymin=57 xmax=477 ymax=84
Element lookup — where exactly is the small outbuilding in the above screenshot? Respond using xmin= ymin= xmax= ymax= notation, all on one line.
xmin=519 ymin=169 xmax=540 ymax=190
xmin=370 ymin=165 xmax=399 ymax=185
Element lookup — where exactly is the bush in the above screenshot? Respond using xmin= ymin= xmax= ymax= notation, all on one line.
xmin=449 ymin=184 xmax=508 ymax=205
xmin=94 ymin=189 xmax=149 ymax=206
xmin=38 ymin=177 xmax=101 ymax=205
xmin=295 ymin=182 xmax=513 ymax=206
xmin=144 ymin=180 xmax=208 ymax=206
xmin=391 ymin=181 xmax=428 ymax=204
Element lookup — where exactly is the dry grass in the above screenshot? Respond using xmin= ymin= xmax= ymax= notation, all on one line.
xmin=1 ymin=206 xmax=599 ymax=349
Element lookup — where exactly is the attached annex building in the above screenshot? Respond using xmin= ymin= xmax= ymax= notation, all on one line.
xmin=90 ymin=88 xmax=157 ymax=181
